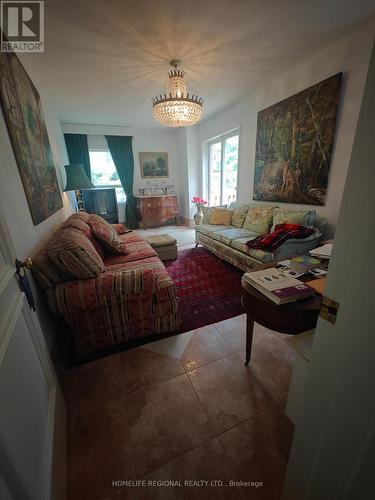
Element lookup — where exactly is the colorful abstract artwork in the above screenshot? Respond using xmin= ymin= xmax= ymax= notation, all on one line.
xmin=253 ymin=73 xmax=342 ymax=205
xmin=0 ymin=50 xmax=62 ymax=224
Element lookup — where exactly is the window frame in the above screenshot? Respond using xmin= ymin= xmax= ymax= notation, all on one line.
xmin=204 ymin=127 xmax=240 ymax=206
xmin=88 ymin=148 xmax=126 ymax=204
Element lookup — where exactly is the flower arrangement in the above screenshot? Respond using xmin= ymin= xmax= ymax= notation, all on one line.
xmin=191 ymin=196 xmax=208 ymax=209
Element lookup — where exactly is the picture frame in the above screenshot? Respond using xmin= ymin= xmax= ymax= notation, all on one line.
xmin=143 ymin=188 xmax=153 ymax=196
xmin=139 ymin=152 xmax=169 ymax=179
xmin=0 ymin=49 xmax=63 ymax=224
xmin=253 ymin=73 xmax=342 ymax=206
xmin=153 ymin=188 xmax=165 ymax=195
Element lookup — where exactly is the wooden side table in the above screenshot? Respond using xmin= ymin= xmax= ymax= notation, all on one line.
xmin=241 ymin=272 xmax=322 ymax=365
xmin=135 ymin=195 xmax=179 ymax=228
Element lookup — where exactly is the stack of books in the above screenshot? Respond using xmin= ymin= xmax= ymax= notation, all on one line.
xmin=243 ymin=268 xmax=315 ymax=305
xmin=290 ymin=255 xmax=321 ymax=273
xmin=309 ymin=243 xmax=332 ymax=260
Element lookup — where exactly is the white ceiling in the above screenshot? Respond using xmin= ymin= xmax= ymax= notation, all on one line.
xmin=26 ymin=0 xmax=375 ymax=129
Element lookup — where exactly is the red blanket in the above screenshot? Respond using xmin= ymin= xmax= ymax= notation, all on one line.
xmin=246 ymin=223 xmax=314 ymax=252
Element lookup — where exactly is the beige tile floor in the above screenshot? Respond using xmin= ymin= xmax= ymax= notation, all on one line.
xmin=62 ymin=315 xmax=295 ymax=500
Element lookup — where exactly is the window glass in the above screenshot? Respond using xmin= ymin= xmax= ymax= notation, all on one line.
xmin=206 ymin=133 xmax=239 ymax=206
xmin=89 ymin=150 xmax=126 ymax=203
xmin=222 ymin=135 xmax=239 ymax=206
xmin=209 ymin=142 xmax=222 ymax=206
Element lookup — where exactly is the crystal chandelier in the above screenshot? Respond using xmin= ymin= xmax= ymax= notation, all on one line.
xmin=152 ymin=60 xmax=203 ymax=128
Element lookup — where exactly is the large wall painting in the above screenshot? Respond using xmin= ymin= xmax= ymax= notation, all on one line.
xmin=0 ymin=49 xmax=63 ymax=225
xmin=253 ymin=73 xmax=342 ymax=205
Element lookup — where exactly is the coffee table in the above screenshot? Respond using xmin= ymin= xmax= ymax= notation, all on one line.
xmin=241 ymin=264 xmax=322 ymax=365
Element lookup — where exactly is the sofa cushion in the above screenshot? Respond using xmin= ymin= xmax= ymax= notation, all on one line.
xmin=271 ymin=208 xmax=316 ymax=232
xmin=231 ymin=238 xmax=274 ymax=263
xmin=61 ymin=213 xmax=105 ymax=259
xmin=209 ymin=207 xmax=233 ymax=225
xmin=228 ymin=202 xmax=251 ymax=228
xmin=103 ymin=240 xmax=157 ymax=269
xmin=32 ymin=248 xmax=66 ymax=290
xmin=211 ymin=228 xmax=254 ymax=245
xmin=201 ymin=204 xmax=227 ymax=224
xmin=196 ymin=224 xmax=230 ymax=237
xmin=48 ymin=228 xmax=106 ymax=280
xmin=112 ymin=223 xmax=127 ymax=235
xmin=243 ymin=204 xmax=274 ymax=234
xmin=67 ymin=211 xmax=90 ymax=224
xmin=88 ymin=214 xmax=128 ymax=255
xmin=118 ymin=232 xmax=144 ymax=244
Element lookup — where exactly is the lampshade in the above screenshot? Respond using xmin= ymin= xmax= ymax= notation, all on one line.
xmin=64 ymin=164 xmax=95 ymax=191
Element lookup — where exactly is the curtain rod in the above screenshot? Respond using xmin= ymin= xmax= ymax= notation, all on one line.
xmin=61 ymin=123 xmax=134 ymax=128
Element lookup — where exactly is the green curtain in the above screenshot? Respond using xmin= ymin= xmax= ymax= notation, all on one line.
xmin=105 ymin=135 xmax=138 ymax=228
xmin=64 ymin=133 xmax=91 ymax=179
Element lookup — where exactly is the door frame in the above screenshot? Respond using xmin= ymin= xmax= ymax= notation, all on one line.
xmin=0 ymin=204 xmax=65 ymax=500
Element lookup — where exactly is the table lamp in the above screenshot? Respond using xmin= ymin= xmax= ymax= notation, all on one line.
xmin=63 ymin=164 xmax=95 ymax=211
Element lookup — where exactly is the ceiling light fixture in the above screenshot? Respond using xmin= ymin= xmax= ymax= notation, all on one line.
xmin=152 ymin=60 xmax=203 ymax=128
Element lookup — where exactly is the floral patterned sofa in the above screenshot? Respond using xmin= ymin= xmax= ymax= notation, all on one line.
xmin=32 ymin=212 xmax=179 ymax=360
xmin=195 ymin=203 xmax=324 ymax=272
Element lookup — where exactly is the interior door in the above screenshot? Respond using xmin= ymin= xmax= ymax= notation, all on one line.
xmin=0 ymin=207 xmax=67 ymax=500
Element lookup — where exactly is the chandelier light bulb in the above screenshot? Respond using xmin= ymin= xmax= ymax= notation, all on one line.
xmin=152 ymin=61 xmax=203 ymax=128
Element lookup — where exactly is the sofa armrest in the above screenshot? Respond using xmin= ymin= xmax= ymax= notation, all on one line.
xmin=273 ymin=231 xmax=322 ymax=261
xmin=47 ymin=266 xmax=170 ymax=315
xmin=112 ymin=223 xmax=127 ymax=235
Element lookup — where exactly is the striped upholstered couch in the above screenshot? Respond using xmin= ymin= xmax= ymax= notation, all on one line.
xmin=32 ymin=212 xmax=179 ymax=360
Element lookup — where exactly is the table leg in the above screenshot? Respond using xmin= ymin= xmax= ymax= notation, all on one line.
xmin=245 ymin=314 xmax=255 ymax=366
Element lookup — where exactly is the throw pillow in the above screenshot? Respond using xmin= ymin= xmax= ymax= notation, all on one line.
xmin=202 ymin=204 xmax=227 ymax=224
xmin=48 ymin=228 xmax=106 ymax=280
xmin=112 ymin=223 xmax=127 ymax=235
xmin=209 ymin=207 xmax=234 ymax=226
xmin=88 ymin=214 xmax=128 ymax=255
xmin=61 ymin=214 xmax=105 ymax=259
xmin=271 ymin=208 xmax=316 ymax=232
xmin=228 ymin=202 xmax=251 ymax=228
xmin=243 ymin=204 xmax=274 ymax=234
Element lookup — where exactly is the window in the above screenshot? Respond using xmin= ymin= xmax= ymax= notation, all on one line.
xmin=89 ymin=150 xmax=126 ymax=203
xmin=205 ymin=131 xmax=239 ymax=206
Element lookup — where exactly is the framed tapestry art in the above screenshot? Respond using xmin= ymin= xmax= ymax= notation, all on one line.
xmin=253 ymin=73 xmax=342 ymax=205
xmin=0 ymin=49 xmax=63 ymax=224
xmin=139 ymin=152 xmax=169 ymax=179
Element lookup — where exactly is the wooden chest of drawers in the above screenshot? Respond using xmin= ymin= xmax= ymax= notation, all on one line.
xmin=135 ymin=195 xmax=179 ymax=228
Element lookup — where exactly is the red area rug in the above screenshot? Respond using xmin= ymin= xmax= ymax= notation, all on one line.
xmin=165 ymin=247 xmax=244 ymax=332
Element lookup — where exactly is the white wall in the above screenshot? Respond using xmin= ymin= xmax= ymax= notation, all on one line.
xmin=63 ymin=125 xmax=189 ymax=221
xmin=196 ymin=20 xmax=375 ymax=237
xmin=0 ymin=57 xmax=75 ymax=354
xmin=0 ymin=103 xmax=74 ymax=259
xmin=284 ymin=40 xmax=375 ymax=500
xmin=186 ymin=127 xmax=201 ymax=220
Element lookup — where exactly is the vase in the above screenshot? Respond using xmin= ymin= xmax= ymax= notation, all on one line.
xmin=194 ymin=207 xmax=203 ymax=225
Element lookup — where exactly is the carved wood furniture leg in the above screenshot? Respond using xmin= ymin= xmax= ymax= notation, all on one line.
xmin=245 ymin=313 xmax=255 ymax=366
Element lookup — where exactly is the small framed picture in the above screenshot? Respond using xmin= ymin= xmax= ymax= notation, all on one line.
xmin=167 ymin=185 xmax=175 ymax=194
xmin=153 ymin=188 xmax=165 ymax=195
xmin=143 ymin=188 xmax=153 ymax=196
xmin=138 ymin=188 xmax=144 ymax=196
xmin=139 ymin=152 xmax=169 ymax=179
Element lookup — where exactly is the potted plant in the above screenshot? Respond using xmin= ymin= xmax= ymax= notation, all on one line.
xmin=191 ymin=197 xmax=208 ymax=225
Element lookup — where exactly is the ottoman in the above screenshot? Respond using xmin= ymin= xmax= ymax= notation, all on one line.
xmin=145 ymin=234 xmax=178 ymax=261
